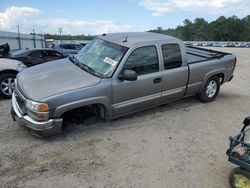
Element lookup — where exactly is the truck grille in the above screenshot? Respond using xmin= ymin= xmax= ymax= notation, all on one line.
xmin=16 ymin=94 xmax=24 ymax=109
xmin=14 ymin=85 xmax=26 ymax=114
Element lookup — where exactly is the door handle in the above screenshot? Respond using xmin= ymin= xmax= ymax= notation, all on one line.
xmin=153 ymin=78 xmax=162 ymax=84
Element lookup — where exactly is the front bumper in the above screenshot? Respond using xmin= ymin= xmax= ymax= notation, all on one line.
xmin=11 ymin=93 xmax=63 ymax=137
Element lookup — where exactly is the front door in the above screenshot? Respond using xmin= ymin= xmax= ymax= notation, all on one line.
xmin=112 ymin=45 xmax=162 ymax=118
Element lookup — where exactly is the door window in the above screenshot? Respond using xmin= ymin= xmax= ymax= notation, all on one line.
xmin=30 ymin=51 xmax=42 ymax=57
xmin=42 ymin=50 xmax=61 ymax=57
xmin=161 ymin=44 xmax=182 ymax=69
xmin=60 ymin=44 xmax=74 ymax=49
xmin=124 ymin=46 xmax=159 ymax=75
xmin=74 ymin=44 xmax=83 ymax=50
xmin=55 ymin=52 xmax=63 ymax=57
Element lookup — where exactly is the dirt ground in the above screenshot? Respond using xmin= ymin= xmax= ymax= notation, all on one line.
xmin=0 ymin=47 xmax=250 ymax=188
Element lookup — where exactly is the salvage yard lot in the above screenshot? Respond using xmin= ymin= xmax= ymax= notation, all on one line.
xmin=0 ymin=47 xmax=250 ymax=188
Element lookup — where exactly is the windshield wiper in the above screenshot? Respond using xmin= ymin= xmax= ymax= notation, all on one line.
xmin=69 ymin=56 xmax=80 ymax=66
xmin=69 ymin=56 xmax=102 ymax=78
xmin=69 ymin=56 xmax=90 ymax=73
xmin=78 ymin=63 xmax=103 ymax=78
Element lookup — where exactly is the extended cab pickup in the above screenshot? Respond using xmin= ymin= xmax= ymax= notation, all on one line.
xmin=11 ymin=32 xmax=236 ymax=137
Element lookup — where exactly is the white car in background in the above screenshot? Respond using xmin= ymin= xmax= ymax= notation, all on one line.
xmin=0 ymin=58 xmax=26 ymax=98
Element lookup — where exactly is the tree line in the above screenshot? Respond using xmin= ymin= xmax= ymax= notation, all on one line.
xmin=44 ymin=33 xmax=94 ymax=41
xmin=44 ymin=15 xmax=250 ymax=41
xmin=149 ymin=15 xmax=250 ymax=41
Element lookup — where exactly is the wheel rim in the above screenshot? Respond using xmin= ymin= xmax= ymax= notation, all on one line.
xmin=206 ymin=80 xmax=217 ymax=98
xmin=234 ymin=174 xmax=250 ymax=188
xmin=0 ymin=78 xmax=15 ymax=96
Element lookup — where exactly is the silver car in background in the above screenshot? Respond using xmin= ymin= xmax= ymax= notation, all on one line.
xmin=52 ymin=43 xmax=83 ymax=56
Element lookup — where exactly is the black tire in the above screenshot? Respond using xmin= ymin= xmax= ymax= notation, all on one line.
xmin=0 ymin=73 xmax=16 ymax=99
xmin=198 ymin=75 xmax=220 ymax=102
xmin=229 ymin=167 xmax=250 ymax=188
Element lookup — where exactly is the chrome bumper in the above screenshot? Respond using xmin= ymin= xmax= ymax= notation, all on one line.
xmin=11 ymin=93 xmax=63 ymax=137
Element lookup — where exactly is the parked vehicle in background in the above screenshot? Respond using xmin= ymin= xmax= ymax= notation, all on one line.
xmin=52 ymin=43 xmax=83 ymax=56
xmin=245 ymin=43 xmax=250 ymax=48
xmin=189 ymin=41 xmax=250 ymax=48
xmin=0 ymin=58 xmax=26 ymax=98
xmin=0 ymin=43 xmax=10 ymax=58
xmin=202 ymin=42 xmax=213 ymax=46
xmin=10 ymin=48 xmax=65 ymax=67
xmin=222 ymin=43 xmax=236 ymax=47
xmin=80 ymin=42 xmax=88 ymax=47
xmin=11 ymin=32 xmax=236 ymax=137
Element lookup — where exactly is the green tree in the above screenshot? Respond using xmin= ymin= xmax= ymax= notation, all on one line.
xmin=149 ymin=15 xmax=250 ymax=41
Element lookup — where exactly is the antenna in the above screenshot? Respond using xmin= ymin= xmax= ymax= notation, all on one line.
xmin=123 ymin=36 xmax=128 ymax=43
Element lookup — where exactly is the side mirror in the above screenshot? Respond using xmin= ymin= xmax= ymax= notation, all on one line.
xmin=119 ymin=69 xmax=137 ymax=81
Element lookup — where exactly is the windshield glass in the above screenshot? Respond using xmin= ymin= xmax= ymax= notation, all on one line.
xmin=75 ymin=38 xmax=128 ymax=77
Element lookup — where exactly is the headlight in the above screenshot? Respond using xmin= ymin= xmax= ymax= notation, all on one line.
xmin=25 ymin=99 xmax=49 ymax=121
xmin=25 ymin=99 xmax=49 ymax=112
xmin=17 ymin=63 xmax=27 ymax=72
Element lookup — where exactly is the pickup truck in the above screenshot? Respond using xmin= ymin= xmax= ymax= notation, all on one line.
xmin=11 ymin=32 xmax=236 ymax=137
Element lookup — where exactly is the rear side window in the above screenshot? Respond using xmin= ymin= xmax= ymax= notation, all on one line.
xmin=30 ymin=51 xmax=42 ymax=57
xmin=124 ymin=46 xmax=159 ymax=76
xmin=55 ymin=52 xmax=63 ymax=57
xmin=61 ymin=44 xmax=74 ymax=49
xmin=161 ymin=44 xmax=182 ymax=69
xmin=74 ymin=44 xmax=83 ymax=50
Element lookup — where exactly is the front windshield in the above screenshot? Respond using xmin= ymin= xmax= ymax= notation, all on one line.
xmin=75 ymin=38 xmax=128 ymax=77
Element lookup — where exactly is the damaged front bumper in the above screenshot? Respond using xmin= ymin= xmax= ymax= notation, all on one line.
xmin=11 ymin=93 xmax=63 ymax=137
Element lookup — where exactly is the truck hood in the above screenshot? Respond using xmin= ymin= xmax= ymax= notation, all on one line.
xmin=17 ymin=58 xmax=101 ymax=101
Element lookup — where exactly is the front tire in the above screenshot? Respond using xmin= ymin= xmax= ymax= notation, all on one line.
xmin=229 ymin=167 xmax=250 ymax=188
xmin=0 ymin=73 xmax=16 ymax=99
xmin=198 ymin=76 xmax=220 ymax=102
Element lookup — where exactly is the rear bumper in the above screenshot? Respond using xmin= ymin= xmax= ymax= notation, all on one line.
xmin=11 ymin=93 xmax=63 ymax=137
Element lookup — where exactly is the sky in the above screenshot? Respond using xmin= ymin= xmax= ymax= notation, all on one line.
xmin=0 ymin=0 xmax=250 ymax=35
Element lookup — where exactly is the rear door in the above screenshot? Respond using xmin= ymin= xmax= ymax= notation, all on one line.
xmin=43 ymin=50 xmax=64 ymax=62
xmin=27 ymin=50 xmax=43 ymax=66
xmin=159 ymin=43 xmax=188 ymax=103
xmin=112 ymin=45 xmax=163 ymax=118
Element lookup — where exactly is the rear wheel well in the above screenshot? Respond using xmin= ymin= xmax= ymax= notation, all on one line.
xmin=216 ymin=73 xmax=224 ymax=85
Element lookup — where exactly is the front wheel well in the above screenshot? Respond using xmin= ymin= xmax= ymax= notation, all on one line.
xmin=61 ymin=104 xmax=108 ymax=125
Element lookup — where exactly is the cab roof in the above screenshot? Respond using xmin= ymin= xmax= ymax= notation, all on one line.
xmin=98 ymin=32 xmax=181 ymax=48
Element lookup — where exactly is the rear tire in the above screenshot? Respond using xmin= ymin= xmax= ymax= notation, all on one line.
xmin=198 ymin=76 xmax=220 ymax=102
xmin=0 ymin=73 xmax=16 ymax=99
xmin=229 ymin=167 xmax=250 ymax=188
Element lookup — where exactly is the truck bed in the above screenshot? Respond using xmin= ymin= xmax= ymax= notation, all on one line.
xmin=186 ymin=46 xmax=231 ymax=64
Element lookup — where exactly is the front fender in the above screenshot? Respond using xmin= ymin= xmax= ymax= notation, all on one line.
xmin=53 ymin=96 xmax=112 ymax=119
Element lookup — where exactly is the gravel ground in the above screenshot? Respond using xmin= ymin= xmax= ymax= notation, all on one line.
xmin=0 ymin=47 xmax=250 ymax=188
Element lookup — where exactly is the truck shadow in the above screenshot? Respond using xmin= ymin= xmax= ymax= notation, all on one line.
xmin=61 ymin=96 xmax=202 ymax=137
xmin=6 ymin=91 xmax=240 ymax=140
xmin=0 ymin=96 xmax=9 ymax=101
